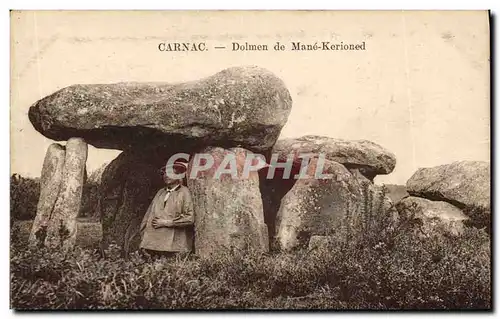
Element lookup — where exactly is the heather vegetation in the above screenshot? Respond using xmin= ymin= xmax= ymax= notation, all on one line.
xmin=10 ymin=180 xmax=491 ymax=310
xmin=10 ymin=174 xmax=99 ymax=221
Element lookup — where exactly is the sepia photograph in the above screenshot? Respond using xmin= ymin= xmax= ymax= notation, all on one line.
xmin=9 ymin=10 xmax=491 ymax=310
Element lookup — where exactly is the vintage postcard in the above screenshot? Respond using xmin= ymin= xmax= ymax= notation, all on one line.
xmin=10 ymin=10 xmax=491 ymax=310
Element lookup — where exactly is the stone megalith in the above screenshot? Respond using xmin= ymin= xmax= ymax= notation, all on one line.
xmin=406 ymin=161 xmax=490 ymax=212
xmin=259 ymin=165 xmax=299 ymax=248
xmin=29 ymin=143 xmax=66 ymax=247
xmin=28 ymin=66 xmax=292 ymax=153
xmin=28 ymin=66 xmax=293 ymax=256
xmin=187 ymin=147 xmax=269 ymax=257
xmin=272 ymin=135 xmax=397 ymax=180
xmin=274 ymin=158 xmax=397 ymax=251
xmin=261 ymin=135 xmax=397 ymax=248
xmin=44 ymin=138 xmax=88 ymax=250
xmin=396 ymin=196 xmax=469 ymax=237
xmin=275 ymin=158 xmax=360 ymax=251
xmin=98 ymin=151 xmax=164 ymax=256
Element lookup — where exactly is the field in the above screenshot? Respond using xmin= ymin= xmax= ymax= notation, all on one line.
xmin=10 ymin=209 xmax=491 ymax=310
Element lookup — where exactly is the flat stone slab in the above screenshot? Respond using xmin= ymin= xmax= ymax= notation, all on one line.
xmin=407 ymin=161 xmax=490 ymax=211
xmin=272 ymin=135 xmax=396 ymax=178
xmin=29 ymin=66 xmax=292 ymax=152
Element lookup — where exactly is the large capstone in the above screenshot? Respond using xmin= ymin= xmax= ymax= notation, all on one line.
xmin=272 ymin=135 xmax=396 ymax=180
xmin=187 ymin=147 xmax=269 ymax=257
xmin=28 ymin=66 xmax=292 ymax=152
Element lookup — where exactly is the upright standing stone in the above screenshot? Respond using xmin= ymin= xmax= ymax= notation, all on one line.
xmin=28 ymin=143 xmax=66 ymax=247
xmin=187 ymin=147 xmax=269 ymax=257
xmin=275 ymin=158 xmax=398 ymax=251
xmin=275 ymin=158 xmax=362 ymax=251
xmin=98 ymin=151 xmax=164 ymax=257
xmin=45 ymin=138 xmax=88 ymax=250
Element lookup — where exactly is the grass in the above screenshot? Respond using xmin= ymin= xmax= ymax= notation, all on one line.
xmin=9 ymin=186 xmax=491 ymax=310
xmin=10 ymin=224 xmax=491 ymax=309
xmin=10 ymin=226 xmax=490 ymax=310
xmin=12 ymin=218 xmax=102 ymax=250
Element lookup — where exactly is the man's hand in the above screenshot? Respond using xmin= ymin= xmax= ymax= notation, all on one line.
xmin=152 ymin=217 xmax=174 ymax=229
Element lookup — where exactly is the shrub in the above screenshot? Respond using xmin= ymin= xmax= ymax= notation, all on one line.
xmin=79 ymin=182 xmax=100 ymax=219
xmin=10 ymin=173 xmax=100 ymax=221
xmin=10 ymin=174 xmax=40 ymax=221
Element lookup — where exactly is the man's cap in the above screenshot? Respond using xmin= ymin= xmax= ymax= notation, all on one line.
xmin=159 ymin=161 xmax=188 ymax=175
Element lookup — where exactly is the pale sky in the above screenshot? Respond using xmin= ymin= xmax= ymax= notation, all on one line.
xmin=10 ymin=11 xmax=490 ymax=185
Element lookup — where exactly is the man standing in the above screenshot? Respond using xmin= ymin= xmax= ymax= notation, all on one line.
xmin=139 ymin=161 xmax=194 ymax=258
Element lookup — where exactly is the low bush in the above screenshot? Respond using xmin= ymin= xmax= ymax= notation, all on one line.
xmin=10 ymin=173 xmax=100 ymax=221
xmin=10 ymin=211 xmax=490 ymax=310
xmin=10 ymin=183 xmax=490 ymax=310
xmin=10 ymin=174 xmax=40 ymax=221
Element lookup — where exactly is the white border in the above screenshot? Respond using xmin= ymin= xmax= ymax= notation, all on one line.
xmin=2 ymin=0 xmax=497 ymax=10
xmin=2 ymin=1 xmax=498 ymax=318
